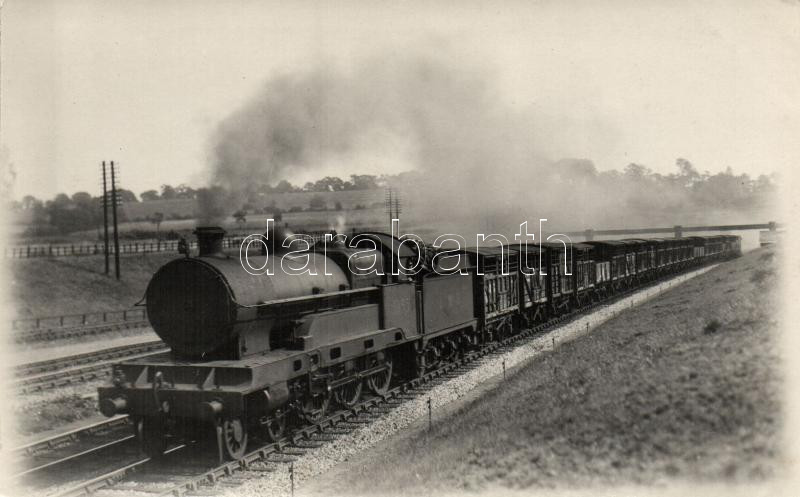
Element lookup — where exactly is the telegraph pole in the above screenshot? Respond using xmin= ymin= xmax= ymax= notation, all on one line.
xmin=102 ymin=161 xmax=110 ymax=275
xmin=385 ymin=187 xmax=402 ymax=226
xmin=385 ymin=187 xmax=394 ymax=226
xmin=110 ymin=161 xmax=121 ymax=280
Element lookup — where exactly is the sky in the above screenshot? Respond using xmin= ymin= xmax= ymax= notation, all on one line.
xmin=1 ymin=0 xmax=799 ymax=200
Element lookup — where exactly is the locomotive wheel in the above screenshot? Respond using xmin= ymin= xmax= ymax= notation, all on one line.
xmin=263 ymin=412 xmax=286 ymax=443
xmin=366 ymin=360 xmax=393 ymax=395
xmin=300 ymin=392 xmax=331 ymax=424
xmin=222 ymin=417 xmax=248 ymax=460
xmin=139 ymin=416 xmax=167 ymax=459
xmin=333 ymin=379 xmax=362 ymax=408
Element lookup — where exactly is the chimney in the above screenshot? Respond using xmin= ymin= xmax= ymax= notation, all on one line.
xmin=261 ymin=225 xmax=293 ymax=256
xmin=194 ymin=226 xmax=227 ymax=258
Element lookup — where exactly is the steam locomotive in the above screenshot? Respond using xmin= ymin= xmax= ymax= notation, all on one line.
xmin=98 ymin=227 xmax=741 ymax=460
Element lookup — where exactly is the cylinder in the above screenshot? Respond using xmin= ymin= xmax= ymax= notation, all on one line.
xmin=99 ymin=396 xmax=127 ymax=417
xmin=263 ymin=383 xmax=290 ymax=412
xmin=199 ymin=400 xmax=224 ymax=421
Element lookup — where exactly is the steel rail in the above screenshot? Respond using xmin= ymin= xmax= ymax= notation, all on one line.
xmin=15 ymin=433 xmax=136 ymax=478
xmin=12 ymin=416 xmax=131 ymax=459
xmin=15 ymin=340 xmax=165 ymax=378
xmin=14 ymin=348 xmax=168 ymax=394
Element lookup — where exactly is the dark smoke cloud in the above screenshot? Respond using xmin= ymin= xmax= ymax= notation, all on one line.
xmin=210 ymin=51 xmax=531 ymax=188
xmin=208 ymin=48 xmax=552 ymax=229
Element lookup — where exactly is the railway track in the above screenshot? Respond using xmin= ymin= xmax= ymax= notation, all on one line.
xmin=11 ymin=417 xmax=134 ymax=478
xmin=15 ymin=319 xmax=152 ymax=344
xmin=14 ymin=341 xmax=168 ymax=394
xmin=21 ymin=266 xmax=714 ymax=497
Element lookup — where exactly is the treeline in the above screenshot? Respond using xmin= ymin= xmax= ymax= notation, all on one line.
xmin=140 ymin=174 xmax=387 ymax=202
xmin=550 ymin=158 xmax=777 ymax=212
xmin=10 ymin=163 xmax=777 ymax=236
xmin=12 ymin=173 xmax=388 ymax=209
xmin=15 ymin=191 xmax=135 ymax=237
xmin=11 ymin=174 xmax=395 ymax=236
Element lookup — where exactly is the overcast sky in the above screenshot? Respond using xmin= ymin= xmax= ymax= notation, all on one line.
xmin=2 ymin=0 xmax=799 ymax=200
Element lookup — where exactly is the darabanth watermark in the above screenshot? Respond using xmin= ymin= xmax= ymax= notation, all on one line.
xmin=239 ymin=219 xmax=573 ymax=277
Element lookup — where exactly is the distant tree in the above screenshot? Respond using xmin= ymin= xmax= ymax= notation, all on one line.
xmin=140 ymin=190 xmax=160 ymax=201
xmin=160 ymin=184 xmax=177 ymax=200
xmin=334 ymin=201 xmax=343 ymax=211
xmin=623 ymin=163 xmax=650 ymax=182
xmin=313 ymin=176 xmax=345 ymax=192
xmin=174 ymin=184 xmax=197 ymax=199
xmin=675 ymin=158 xmax=701 ymax=188
xmin=71 ymin=192 xmax=93 ymax=206
xmin=21 ymin=195 xmax=40 ymax=210
xmin=233 ymin=209 xmax=247 ymax=226
xmin=52 ymin=193 xmax=72 ymax=208
xmin=754 ymin=174 xmax=776 ymax=194
xmin=47 ymin=192 xmax=101 ymax=234
xmin=302 ymin=182 xmax=315 ymax=192
xmin=273 ymin=180 xmax=297 ymax=193
xmin=115 ymin=189 xmax=139 ymax=202
xmin=149 ymin=211 xmax=164 ymax=236
xmin=309 ymin=195 xmax=327 ymax=211
xmin=349 ymin=174 xmax=379 ymax=190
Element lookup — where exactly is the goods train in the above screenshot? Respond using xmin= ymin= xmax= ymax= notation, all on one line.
xmin=98 ymin=226 xmax=741 ymax=460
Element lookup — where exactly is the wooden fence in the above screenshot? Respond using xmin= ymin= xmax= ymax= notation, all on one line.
xmin=6 ymin=222 xmax=778 ymax=259
xmin=4 ymin=232 xmax=333 ymax=259
xmin=12 ymin=307 xmax=149 ymax=331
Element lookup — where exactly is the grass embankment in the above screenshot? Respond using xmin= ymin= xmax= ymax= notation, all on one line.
xmin=9 ymin=253 xmax=176 ymax=317
xmin=302 ymin=248 xmax=782 ymax=494
xmin=16 ymin=394 xmax=99 ymax=436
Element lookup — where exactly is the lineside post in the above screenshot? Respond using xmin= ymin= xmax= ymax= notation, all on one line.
xmin=110 ymin=161 xmax=121 ymax=280
xmin=427 ymin=397 xmax=432 ymax=431
xmin=102 ymin=161 xmax=110 ymax=275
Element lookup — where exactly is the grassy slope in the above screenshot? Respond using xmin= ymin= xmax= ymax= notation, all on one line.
xmin=302 ymin=248 xmax=781 ymax=494
xmin=9 ymin=253 xmax=177 ymax=317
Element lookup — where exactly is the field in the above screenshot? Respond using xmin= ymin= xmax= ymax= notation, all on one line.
xmin=115 ymin=208 xmax=387 ymax=235
xmin=300 ymin=247 xmax=782 ymax=494
xmin=20 ymin=207 xmax=389 ymax=245
xmin=121 ymin=189 xmax=386 ymax=222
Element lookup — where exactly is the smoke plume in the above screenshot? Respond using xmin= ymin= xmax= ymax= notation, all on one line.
xmin=207 ymin=47 xmax=775 ymax=238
